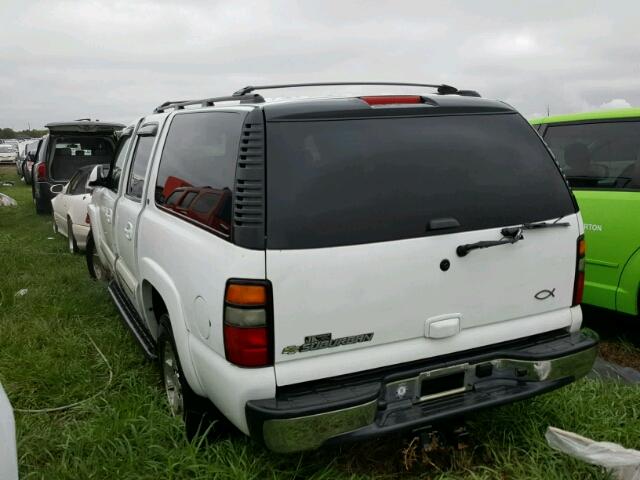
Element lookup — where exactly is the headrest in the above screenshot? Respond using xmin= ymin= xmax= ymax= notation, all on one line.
xmin=564 ymin=143 xmax=590 ymax=168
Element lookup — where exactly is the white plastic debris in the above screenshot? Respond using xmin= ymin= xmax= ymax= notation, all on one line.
xmin=14 ymin=289 xmax=28 ymax=297
xmin=0 ymin=193 xmax=17 ymax=207
xmin=546 ymin=427 xmax=640 ymax=480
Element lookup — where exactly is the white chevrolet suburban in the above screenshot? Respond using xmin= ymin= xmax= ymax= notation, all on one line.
xmin=87 ymin=82 xmax=597 ymax=453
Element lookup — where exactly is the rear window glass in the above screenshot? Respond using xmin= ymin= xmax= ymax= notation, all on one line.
xmin=266 ymin=113 xmax=575 ymax=249
xmin=49 ymin=136 xmax=114 ymax=180
xmin=543 ymin=121 xmax=640 ymax=190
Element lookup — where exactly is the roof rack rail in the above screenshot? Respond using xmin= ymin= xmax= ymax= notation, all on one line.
xmin=153 ymin=93 xmax=265 ymax=113
xmin=154 ymin=82 xmax=480 ymax=113
xmin=232 ymin=82 xmax=469 ymax=96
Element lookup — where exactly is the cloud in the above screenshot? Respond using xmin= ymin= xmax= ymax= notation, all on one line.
xmin=598 ymin=99 xmax=632 ymax=110
xmin=0 ymin=0 xmax=638 ymax=128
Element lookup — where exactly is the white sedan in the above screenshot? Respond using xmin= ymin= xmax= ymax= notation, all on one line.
xmin=52 ymin=164 xmax=107 ymax=253
xmin=0 ymin=144 xmax=18 ymax=164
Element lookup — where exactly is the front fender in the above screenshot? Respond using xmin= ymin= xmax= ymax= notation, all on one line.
xmin=617 ymin=247 xmax=640 ymax=316
xmin=138 ymin=256 xmax=205 ymax=396
xmin=86 ymin=203 xmax=105 ymax=258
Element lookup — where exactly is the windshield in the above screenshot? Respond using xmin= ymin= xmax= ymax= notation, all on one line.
xmin=266 ymin=113 xmax=575 ymax=249
xmin=544 ymin=121 xmax=640 ymax=190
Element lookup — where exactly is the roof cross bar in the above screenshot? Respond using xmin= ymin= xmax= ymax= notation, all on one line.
xmin=153 ymin=94 xmax=265 ymax=113
xmin=233 ymin=82 xmax=461 ymax=97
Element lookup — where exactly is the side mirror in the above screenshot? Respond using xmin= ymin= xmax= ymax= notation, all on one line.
xmin=50 ymin=184 xmax=64 ymax=195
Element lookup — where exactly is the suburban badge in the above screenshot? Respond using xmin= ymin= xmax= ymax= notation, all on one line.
xmin=282 ymin=332 xmax=374 ymax=355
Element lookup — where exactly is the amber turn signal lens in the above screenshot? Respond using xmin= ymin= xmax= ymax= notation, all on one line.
xmin=578 ymin=238 xmax=586 ymax=258
xmin=225 ymin=284 xmax=267 ymax=306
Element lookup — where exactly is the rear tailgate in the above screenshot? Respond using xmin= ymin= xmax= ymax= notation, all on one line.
xmin=268 ymin=216 xmax=580 ymax=385
xmin=264 ymin=109 xmax=580 ymax=386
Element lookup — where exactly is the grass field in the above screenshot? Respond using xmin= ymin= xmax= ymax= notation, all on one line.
xmin=1 ymin=165 xmax=639 ymax=479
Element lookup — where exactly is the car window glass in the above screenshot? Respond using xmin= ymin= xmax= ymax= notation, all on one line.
xmin=179 ymin=191 xmax=198 ymax=208
xmin=191 ymin=192 xmax=220 ymax=214
xmin=49 ymin=136 xmax=115 ymax=181
xmin=70 ymin=169 xmax=91 ymax=195
xmin=267 ymin=113 xmax=575 ymax=249
xmin=126 ymin=135 xmax=155 ymax=200
xmin=67 ymin=171 xmax=81 ymax=194
xmin=544 ymin=121 xmax=640 ymax=189
xmin=155 ymin=111 xmax=244 ymax=237
xmin=111 ymin=136 xmax=131 ymax=192
xmin=165 ymin=190 xmax=182 ymax=206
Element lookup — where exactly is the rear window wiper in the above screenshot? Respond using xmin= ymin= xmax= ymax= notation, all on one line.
xmin=456 ymin=218 xmax=570 ymax=257
xmin=501 ymin=218 xmax=570 ymax=237
xmin=456 ymin=228 xmax=524 ymax=257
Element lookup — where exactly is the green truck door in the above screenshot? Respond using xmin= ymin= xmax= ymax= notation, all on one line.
xmin=542 ymin=120 xmax=640 ymax=314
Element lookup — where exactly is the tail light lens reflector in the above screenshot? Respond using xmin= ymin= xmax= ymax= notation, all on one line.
xmin=223 ymin=281 xmax=272 ymax=367
xmin=573 ymin=235 xmax=586 ymax=306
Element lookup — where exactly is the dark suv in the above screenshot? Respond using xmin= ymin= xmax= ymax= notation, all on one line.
xmin=32 ymin=120 xmax=124 ymax=214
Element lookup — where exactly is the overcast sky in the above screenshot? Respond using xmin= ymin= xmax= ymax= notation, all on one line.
xmin=1 ymin=0 xmax=638 ymax=129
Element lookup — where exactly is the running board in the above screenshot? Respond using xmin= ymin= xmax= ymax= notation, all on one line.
xmin=108 ymin=281 xmax=158 ymax=361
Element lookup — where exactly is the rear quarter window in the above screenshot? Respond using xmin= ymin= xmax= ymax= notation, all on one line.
xmin=154 ymin=111 xmax=245 ymax=238
xmin=266 ymin=113 xmax=575 ymax=249
xmin=543 ymin=121 xmax=640 ymax=190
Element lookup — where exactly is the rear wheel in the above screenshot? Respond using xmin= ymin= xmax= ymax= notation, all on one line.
xmin=85 ymin=231 xmax=108 ymax=281
xmin=67 ymin=217 xmax=78 ymax=253
xmin=157 ymin=313 xmax=230 ymax=439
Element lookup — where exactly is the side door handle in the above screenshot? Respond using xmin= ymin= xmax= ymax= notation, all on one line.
xmin=123 ymin=221 xmax=133 ymax=240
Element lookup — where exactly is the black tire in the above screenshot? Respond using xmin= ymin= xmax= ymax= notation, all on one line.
xmin=67 ymin=217 xmax=79 ymax=253
xmin=157 ymin=313 xmax=230 ymax=439
xmin=85 ymin=231 xmax=108 ymax=281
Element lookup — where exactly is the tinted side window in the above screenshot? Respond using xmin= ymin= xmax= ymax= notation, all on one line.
xmin=126 ymin=135 xmax=155 ymax=200
xmin=180 ymin=191 xmax=198 ymax=208
xmin=544 ymin=121 xmax=640 ymax=190
xmin=110 ymin=136 xmax=131 ymax=192
xmin=69 ymin=169 xmax=91 ymax=195
xmin=155 ymin=111 xmax=244 ymax=237
xmin=165 ymin=190 xmax=182 ymax=206
xmin=192 ymin=192 xmax=220 ymax=214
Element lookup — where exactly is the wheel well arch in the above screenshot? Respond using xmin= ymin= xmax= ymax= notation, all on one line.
xmin=141 ymin=280 xmax=168 ymax=339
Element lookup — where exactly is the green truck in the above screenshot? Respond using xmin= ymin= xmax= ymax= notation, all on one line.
xmin=531 ymin=109 xmax=640 ymax=317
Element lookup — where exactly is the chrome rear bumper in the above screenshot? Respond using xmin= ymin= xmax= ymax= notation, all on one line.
xmin=246 ymin=332 xmax=597 ymax=453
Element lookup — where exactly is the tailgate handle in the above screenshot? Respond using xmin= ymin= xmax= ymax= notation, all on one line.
xmin=428 ymin=217 xmax=460 ymax=231
xmin=425 ymin=315 xmax=461 ymax=339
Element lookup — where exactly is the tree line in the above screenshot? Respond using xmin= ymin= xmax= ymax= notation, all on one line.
xmin=0 ymin=127 xmax=48 ymax=139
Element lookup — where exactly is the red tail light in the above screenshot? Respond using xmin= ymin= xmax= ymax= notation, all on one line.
xmin=223 ymin=280 xmax=272 ymax=367
xmin=85 ymin=213 xmax=91 ymax=225
xmin=573 ymin=235 xmax=586 ymax=306
xmin=360 ymin=95 xmax=422 ymax=105
xmin=36 ymin=162 xmax=47 ymax=181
